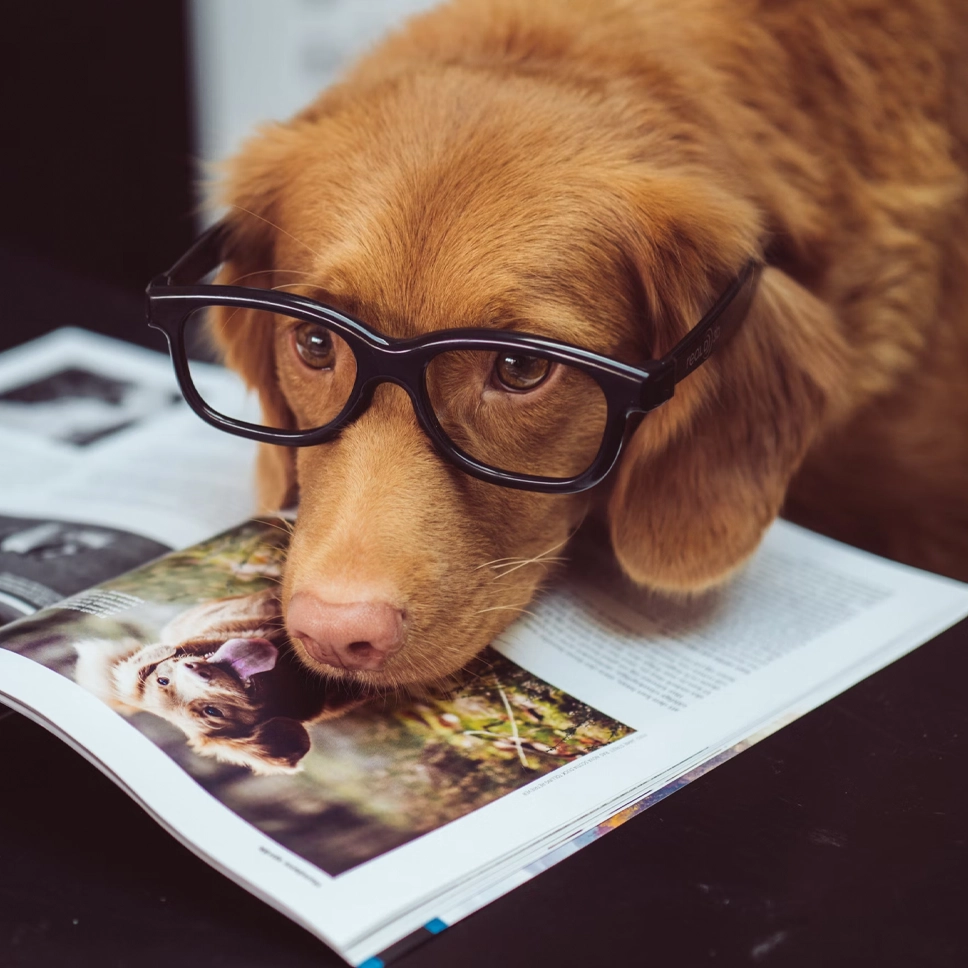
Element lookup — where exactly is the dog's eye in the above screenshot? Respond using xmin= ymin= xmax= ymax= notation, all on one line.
xmin=203 ymin=705 xmax=224 ymax=717
xmin=156 ymin=676 xmax=170 ymax=686
xmin=293 ymin=323 xmax=336 ymax=369
xmin=494 ymin=353 xmax=551 ymax=392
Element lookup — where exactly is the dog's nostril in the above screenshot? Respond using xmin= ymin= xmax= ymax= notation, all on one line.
xmin=347 ymin=641 xmax=373 ymax=655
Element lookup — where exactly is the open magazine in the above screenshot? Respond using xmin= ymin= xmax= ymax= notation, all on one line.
xmin=2 ymin=330 xmax=968 ymax=967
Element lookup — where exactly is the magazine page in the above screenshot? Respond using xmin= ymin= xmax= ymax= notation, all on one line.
xmin=0 ymin=516 xmax=965 ymax=966
xmin=0 ymin=328 xmax=258 ymax=619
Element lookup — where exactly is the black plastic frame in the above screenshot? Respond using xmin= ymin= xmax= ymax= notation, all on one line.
xmin=147 ymin=222 xmax=762 ymax=494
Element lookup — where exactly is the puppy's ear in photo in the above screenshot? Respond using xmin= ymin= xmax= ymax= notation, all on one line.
xmin=191 ymin=715 xmax=312 ymax=774
xmin=249 ymin=716 xmax=312 ymax=774
xmin=607 ymin=266 xmax=852 ymax=593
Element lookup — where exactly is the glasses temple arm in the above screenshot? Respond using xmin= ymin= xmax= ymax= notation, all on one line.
xmin=160 ymin=221 xmax=230 ymax=286
xmin=660 ymin=260 xmax=762 ymax=384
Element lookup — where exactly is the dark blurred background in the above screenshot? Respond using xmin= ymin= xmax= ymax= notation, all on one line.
xmin=0 ymin=0 xmax=435 ymax=356
xmin=1 ymin=1 xmax=197 ymax=292
xmin=0 ymin=1 xmax=194 ymax=353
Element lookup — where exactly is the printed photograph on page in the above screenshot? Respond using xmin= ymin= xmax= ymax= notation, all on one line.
xmin=0 ymin=365 xmax=181 ymax=448
xmin=0 ymin=519 xmax=632 ymax=875
xmin=0 ymin=514 xmax=168 ymax=625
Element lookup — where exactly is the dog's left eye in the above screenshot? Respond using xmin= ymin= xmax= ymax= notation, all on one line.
xmin=203 ymin=705 xmax=224 ymax=717
xmin=493 ymin=353 xmax=551 ymax=392
xmin=293 ymin=323 xmax=336 ymax=369
xmin=157 ymin=676 xmax=170 ymax=686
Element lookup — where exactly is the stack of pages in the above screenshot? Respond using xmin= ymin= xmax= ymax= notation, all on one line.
xmin=2 ymin=330 xmax=967 ymax=966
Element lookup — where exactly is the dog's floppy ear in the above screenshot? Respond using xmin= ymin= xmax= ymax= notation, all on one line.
xmin=206 ymin=124 xmax=309 ymax=512
xmin=608 ymin=265 xmax=852 ymax=592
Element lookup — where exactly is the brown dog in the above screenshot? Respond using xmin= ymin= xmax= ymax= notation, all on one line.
xmin=75 ymin=589 xmax=365 ymax=773
xmin=208 ymin=0 xmax=968 ymax=693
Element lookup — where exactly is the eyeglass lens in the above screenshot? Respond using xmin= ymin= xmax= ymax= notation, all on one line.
xmin=185 ymin=309 xmax=358 ymax=430
xmin=424 ymin=350 xmax=608 ymax=479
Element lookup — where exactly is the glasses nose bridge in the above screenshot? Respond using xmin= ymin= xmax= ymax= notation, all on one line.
xmin=353 ymin=344 xmax=427 ymax=424
xmin=347 ymin=342 xmax=456 ymax=460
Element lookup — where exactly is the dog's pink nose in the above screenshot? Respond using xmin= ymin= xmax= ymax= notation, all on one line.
xmin=287 ymin=592 xmax=404 ymax=672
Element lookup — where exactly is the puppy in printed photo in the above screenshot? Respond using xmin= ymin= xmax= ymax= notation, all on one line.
xmin=73 ymin=588 xmax=366 ymax=774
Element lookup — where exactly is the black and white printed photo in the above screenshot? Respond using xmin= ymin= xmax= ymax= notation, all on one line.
xmin=0 ymin=515 xmax=169 ymax=625
xmin=0 ymin=367 xmax=181 ymax=447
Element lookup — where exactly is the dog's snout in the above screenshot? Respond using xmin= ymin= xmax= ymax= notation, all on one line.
xmin=287 ymin=592 xmax=404 ymax=672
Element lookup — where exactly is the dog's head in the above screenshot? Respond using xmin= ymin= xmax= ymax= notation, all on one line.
xmin=210 ymin=57 xmax=850 ymax=690
xmin=111 ymin=634 xmax=311 ymax=774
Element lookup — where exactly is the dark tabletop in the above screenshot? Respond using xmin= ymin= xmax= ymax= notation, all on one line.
xmin=2 ymin=250 xmax=967 ymax=968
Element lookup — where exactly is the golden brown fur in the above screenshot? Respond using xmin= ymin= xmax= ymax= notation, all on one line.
xmin=210 ymin=0 xmax=968 ymax=690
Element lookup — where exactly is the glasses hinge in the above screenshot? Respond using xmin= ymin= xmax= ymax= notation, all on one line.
xmin=639 ymin=361 xmax=676 ymax=411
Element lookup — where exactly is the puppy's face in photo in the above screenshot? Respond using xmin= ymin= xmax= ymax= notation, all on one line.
xmin=111 ymin=635 xmax=311 ymax=773
xmin=137 ymin=640 xmax=275 ymax=735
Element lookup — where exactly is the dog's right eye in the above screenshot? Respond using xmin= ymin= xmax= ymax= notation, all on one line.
xmin=157 ymin=676 xmax=170 ymax=686
xmin=293 ymin=323 xmax=336 ymax=370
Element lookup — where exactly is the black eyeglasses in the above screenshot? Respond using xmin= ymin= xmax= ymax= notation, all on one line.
xmin=146 ymin=222 xmax=761 ymax=494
